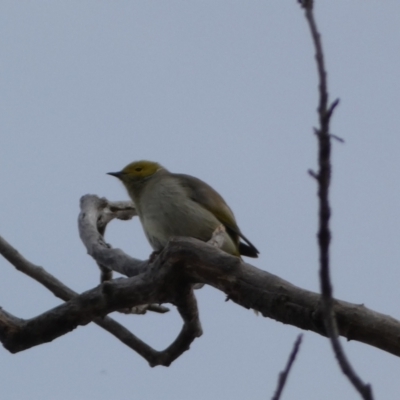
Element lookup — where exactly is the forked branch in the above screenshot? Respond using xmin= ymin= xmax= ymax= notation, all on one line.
xmin=1 ymin=195 xmax=400 ymax=367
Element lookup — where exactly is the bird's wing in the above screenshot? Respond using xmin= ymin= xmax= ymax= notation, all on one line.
xmin=174 ymin=173 xmax=259 ymax=257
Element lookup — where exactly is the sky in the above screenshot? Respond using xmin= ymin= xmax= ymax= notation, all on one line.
xmin=1 ymin=1 xmax=400 ymax=399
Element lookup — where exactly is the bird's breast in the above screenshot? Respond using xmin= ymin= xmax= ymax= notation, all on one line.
xmin=137 ymin=179 xmax=220 ymax=249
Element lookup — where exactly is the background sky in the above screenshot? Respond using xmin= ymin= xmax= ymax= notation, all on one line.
xmin=1 ymin=1 xmax=400 ymax=399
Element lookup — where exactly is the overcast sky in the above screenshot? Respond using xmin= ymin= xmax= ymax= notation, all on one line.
xmin=1 ymin=1 xmax=400 ymax=399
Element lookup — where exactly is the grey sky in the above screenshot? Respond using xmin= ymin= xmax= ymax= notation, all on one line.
xmin=1 ymin=1 xmax=400 ymax=399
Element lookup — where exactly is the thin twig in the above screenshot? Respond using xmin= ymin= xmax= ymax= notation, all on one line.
xmin=299 ymin=1 xmax=374 ymax=399
xmin=271 ymin=334 xmax=303 ymax=400
xmin=330 ymin=133 xmax=345 ymax=143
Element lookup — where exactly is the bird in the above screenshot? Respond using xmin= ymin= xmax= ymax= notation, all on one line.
xmin=107 ymin=160 xmax=259 ymax=258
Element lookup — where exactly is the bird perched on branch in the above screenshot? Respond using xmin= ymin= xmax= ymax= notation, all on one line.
xmin=108 ymin=160 xmax=259 ymax=258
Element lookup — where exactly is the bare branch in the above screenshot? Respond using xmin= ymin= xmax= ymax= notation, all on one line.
xmin=79 ymin=195 xmax=400 ymax=359
xmin=0 ymin=240 xmax=202 ymax=366
xmin=299 ymin=1 xmax=374 ymax=399
xmin=330 ymin=133 xmax=345 ymax=143
xmin=78 ymin=195 xmax=148 ymax=279
xmin=271 ymin=334 xmax=303 ymax=400
xmin=2 ymin=229 xmax=400 ymax=363
xmin=0 ymin=234 xmax=171 ymax=363
xmin=308 ymin=169 xmax=319 ymax=180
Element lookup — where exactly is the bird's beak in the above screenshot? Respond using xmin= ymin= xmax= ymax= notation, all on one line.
xmin=107 ymin=171 xmax=123 ymax=179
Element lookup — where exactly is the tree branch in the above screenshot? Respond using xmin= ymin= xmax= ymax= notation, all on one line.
xmin=78 ymin=196 xmax=148 ymax=279
xmin=0 ymin=234 xmax=192 ymax=367
xmin=2 ymin=218 xmax=400 ymax=362
xmin=1 ymin=195 xmax=400 ymax=366
xmin=299 ymin=1 xmax=373 ymax=399
xmin=271 ymin=334 xmax=303 ymax=400
xmin=0 ymin=243 xmax=202 ymax=366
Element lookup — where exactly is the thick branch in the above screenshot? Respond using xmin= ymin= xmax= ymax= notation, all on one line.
xmin=79 ymin=195 xmax=400 ymax=358
xmin=1 ymin=195 xmax=400 ymax=366
xmin=0 ymin=234 xmax=195 ymax=367
xmin=1 ymin=236 xmax=400 ymax=359
xmin=0 ymin=249 xmax=201 ymax=365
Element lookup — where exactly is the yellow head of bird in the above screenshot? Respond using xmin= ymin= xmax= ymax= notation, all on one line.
xmin=107 ymin=160 xmax=163 ymax=183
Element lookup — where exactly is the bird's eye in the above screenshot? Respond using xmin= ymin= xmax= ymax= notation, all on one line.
xmin=135 ymin=167 xmax=142 ymax=172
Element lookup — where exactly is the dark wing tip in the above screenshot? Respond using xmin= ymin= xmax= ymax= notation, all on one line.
xmin=238 ymin=242 xmax=259 ymax=258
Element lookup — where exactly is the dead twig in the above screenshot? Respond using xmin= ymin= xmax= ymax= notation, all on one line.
xmin=299 ymin=1 xmax=373 ymax=399
xmin=271 ymin=334 xmax=303 ymax=400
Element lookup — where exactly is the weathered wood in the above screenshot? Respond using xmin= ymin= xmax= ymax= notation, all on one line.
xmin=1 ymin=195 xmax=400 ymax=366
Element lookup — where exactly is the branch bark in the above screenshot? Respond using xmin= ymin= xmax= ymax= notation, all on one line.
xmin=1 ymin=197 xmax=400 ymax=365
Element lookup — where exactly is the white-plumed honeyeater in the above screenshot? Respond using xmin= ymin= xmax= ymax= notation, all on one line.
xmin=108 ymin=160 xmax=259 ymax=258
